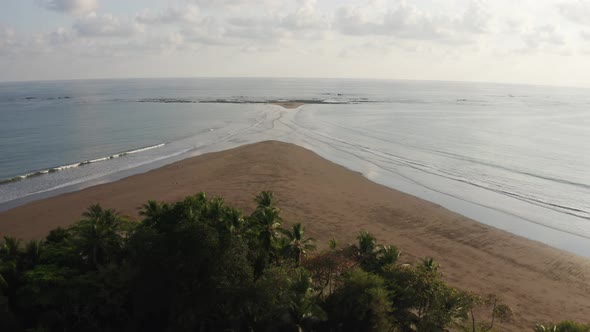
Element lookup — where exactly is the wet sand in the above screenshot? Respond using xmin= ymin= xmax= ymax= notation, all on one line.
xmin=1 ymin=141 xmax=589 ymax=330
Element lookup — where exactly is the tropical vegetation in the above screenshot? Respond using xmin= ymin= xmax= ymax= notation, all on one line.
xmin=0 ymin=191 xmax=584 ymax=331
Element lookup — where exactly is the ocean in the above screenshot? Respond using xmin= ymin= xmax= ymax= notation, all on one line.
xmin=1 ymin=78 xmax=589 ymax=256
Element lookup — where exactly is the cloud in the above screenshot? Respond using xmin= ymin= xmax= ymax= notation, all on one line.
xmin=334 ymin=4 xmax=441 ymax=39
xmin=189 ymin=0 xmax=281 ymax=9
xmin=558 ymin=1 xmax=590 ymax=26
xmin=523 ymin=24 xmax=565 ymax=48
xmin=37 ymin=0 xmax=98 ymax=15
xmin=0 ymin=25 xmax=18 ymax=55
xmin=45 ymin=27 xmax=76 ymax=44
xmin=171 ymin=0 xmax=329 ymax=47
xmin=135 ymin=4 xmax=201 ymax=25
xmin=280 ymin=0 xmax=330 ymax=31
xmin=180 ymin=22 xmax=232 ymax=46
xmin=334 ymin=0 xmax=489 ymax=44
xmin=459 ymin=0 xmax=490 ymax=34
xmin=74 ymin=12 xmax=142 ymax=38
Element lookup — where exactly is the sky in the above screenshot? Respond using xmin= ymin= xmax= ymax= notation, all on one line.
xmin=1 ymin=0 xmax=590 ymax=86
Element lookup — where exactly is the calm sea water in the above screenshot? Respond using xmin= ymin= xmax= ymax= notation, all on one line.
xmin=1 ymin=78 xmax=590 ymax=256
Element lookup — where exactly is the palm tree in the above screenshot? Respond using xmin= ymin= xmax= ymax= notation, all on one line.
xmin=205 ymin=197 xmax=225 ymax=222
xmin=23 ymin=240 xmax=43 ymax=269
xmin=223 ymin=207 xmax=244 ymax=234
xmin=255 ymin=191 xmax=276 ymax=210
xmin=1 ymin=237 xmax=21 ymax=259
xmin=356 ymin=231 xmax=377 ymax=259
xmin=140 ymin=200 xmax=164 ymax=226
xmin=377 ymin=245 xmax=401 ymax=267
xmin=421 ymin=257 xmax=439 ymax=273
xmin=0 ymin=272 xmax=6 ymax=291
xmin=281 ymin=223 xmax=316 ymax=265
xmin=355 ymin=231 xmax=400 ymax=271
xmin=254 ymin=207 xmax=283 ymax=253
xmin=73 ymin=204 xmax=129 ymax=268
xmin=287 ymin=269 xmax=326 ymax=330
xmin=195 ymin=191 xmax=208 ymax=205
xmin=0 ymin=240 xmax=18 ymax=298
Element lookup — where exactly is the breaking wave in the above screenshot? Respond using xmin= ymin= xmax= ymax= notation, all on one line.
xmin=0 ymin=143 xmax=165 ymax=185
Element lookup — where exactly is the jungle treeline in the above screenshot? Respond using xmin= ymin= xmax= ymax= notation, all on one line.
xmin=0 ymin=191 xmax=587 ymax=331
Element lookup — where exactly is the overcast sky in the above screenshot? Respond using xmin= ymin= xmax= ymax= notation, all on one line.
xmin=1 ymin=0 xmax=590 ymax=86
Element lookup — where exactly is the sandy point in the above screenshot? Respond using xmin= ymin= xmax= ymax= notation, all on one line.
xmin=1 ymin=140 xmax=590 ymax=330
xmin=270 ymin=102 xmax=305 ymax=109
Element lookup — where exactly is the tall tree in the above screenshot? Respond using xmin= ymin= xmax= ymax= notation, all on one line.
xmin=71 ymin=204 xmax=131 ymax=268
xmin=281 ymin=223 xmax=316 ymax=265
xmin=255 ymin=191 xmax=276 ymax=210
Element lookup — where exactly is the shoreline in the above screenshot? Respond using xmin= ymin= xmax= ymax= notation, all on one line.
xmin=2 ymin=101 xmax=590 ymax=258
xmin=269 ymin=102 xmax=305 ymax=109
xmin=1 ymin=140 xmax=590 ymax=330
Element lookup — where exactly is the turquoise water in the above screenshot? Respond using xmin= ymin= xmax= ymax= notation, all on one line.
xmin=1 ymin=78 xmax=590 ymax=256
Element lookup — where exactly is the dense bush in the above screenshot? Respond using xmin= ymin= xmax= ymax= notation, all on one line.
xmin=0 ymin=191 xmax=580 ymax=331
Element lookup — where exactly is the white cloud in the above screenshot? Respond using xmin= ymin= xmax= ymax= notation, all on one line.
xmin=135 ymin=4 xmax=201 ymax=25
xmin=74 ymin=12 xmax=142 ymax=38
xmin=223 ymin=15 xmax=286 ymax=43
xmin=523 ymin=24 xmax=565 ymax=48
xmin=180 ymin=25 xmax=230 ymax=46
xmin=280 ymin=0 xmax=330 ymax=31
xmin=45 ymin=27 xmax=76 ymax=44
xmin=459 ymin=0 xmax=490 ymax=34
xmin=558 ymin=0 xmax=590 ymax=26
xmin=37 ymin=0 xmax=98 ymax=16
xmin=0 ymin=25 xmax=18 ymax=55
xmin=3 ymin=0 xmax=590 ymax=85
xmin=173 ymin=0 xmax=329 ymax=46
xmin=189 ymin=0 xmax=281 ymax=9
xmin=334 ymin=0 xmax=489 ymax=44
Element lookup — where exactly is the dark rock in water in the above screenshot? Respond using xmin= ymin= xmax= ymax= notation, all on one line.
xmin=138 ymin=98 xmax=195 ymax=103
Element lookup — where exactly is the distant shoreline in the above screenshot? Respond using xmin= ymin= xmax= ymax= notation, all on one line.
xmin=137 ymin=99 xmax=369 ymax=106
xmin=1 ymin=140 xmax=590 ymax=330
xmin=270 ymin=102 xmax=305 ymax=109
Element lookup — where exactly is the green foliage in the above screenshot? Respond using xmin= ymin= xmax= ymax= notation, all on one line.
xmin=458 ymin=293 xmax=514 ymax=332
xmin=71 ymin=204 xmax=133 ymax=268
xmin=328 ymin=238 xmax=338 ymax=250
xmin=3 ymin=191 xmax=573 ymax=331
xmin=325 ymin=268 xmax=394 ymax=331
xmin=535 ymin=321 xmax=590 ymax=332
xmin=382 ymin=260 xmax=471 ymax=331
xmin=355 ymin=230 xmax=400 ymax=273
xmin=281 ymin=223 xmax=316 ymax=265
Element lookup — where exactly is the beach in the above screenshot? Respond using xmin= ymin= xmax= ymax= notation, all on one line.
xmin=1 ymin=140 xmax=589 ymax=330
xmin=271 ymin=101 xmax=305 ymax=109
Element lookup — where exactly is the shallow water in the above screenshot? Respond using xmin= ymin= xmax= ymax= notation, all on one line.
xmin=1 ymin=78 xmax=589 ymax=256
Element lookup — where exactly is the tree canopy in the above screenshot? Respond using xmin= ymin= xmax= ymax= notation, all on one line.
xmin=0 ymin=191 xmax=580 ymax=331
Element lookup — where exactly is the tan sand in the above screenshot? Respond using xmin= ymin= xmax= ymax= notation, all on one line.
xmin=1 ymin=141 xmax=590 ymax=330
xmin=270 ymin=102 xmax=305 ymax=109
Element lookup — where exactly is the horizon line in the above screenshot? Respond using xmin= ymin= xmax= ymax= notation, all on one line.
xmin=1 ymin=75 xmax=589 ymax=90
